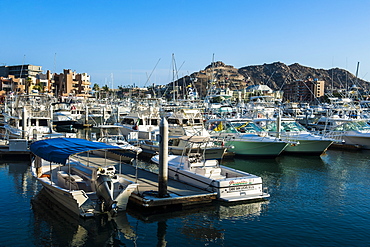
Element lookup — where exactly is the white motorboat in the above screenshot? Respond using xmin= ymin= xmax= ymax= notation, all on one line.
xmin=1 ymin=94 xmax=56 ymax=140
xmin=254 ymin=117 xmax=333 ymax=154
xmin=92 ymin=125 xmax=143 ymax=162
xmin=140 ymin=135 xmax=227 ymax=160
xmin=324 ymin=120 xmax=370 ymax=149
xmin=205 ymin=118 xmax=288 ymax=157
xmin=30 ymin=138 xmax=138 ymax=217
xmin=150 ymin=136 xmax=269 ymax=202
xmin=151 ymin=154 xmax=269 ymax=202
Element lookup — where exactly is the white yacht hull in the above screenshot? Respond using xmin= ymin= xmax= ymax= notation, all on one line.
xmin=152 ymin=155 xmax=269 ymax=202
xmin=342 ymin=135 xmax=370 ymax=149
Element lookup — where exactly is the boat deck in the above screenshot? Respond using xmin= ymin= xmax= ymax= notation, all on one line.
xmin=74 ymin=152 xmax=217 ymax=209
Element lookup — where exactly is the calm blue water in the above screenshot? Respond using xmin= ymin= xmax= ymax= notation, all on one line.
xmin=1 ymin=149 xmax=370 ymax=246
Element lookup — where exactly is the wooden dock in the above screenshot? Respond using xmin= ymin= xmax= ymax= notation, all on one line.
xmin=75 ymin=152 xmax=217 ymax=210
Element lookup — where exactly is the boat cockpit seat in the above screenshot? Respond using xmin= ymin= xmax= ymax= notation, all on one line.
xmin=194 ymin=167 xmax=223 ymax=179
xmin=57 ymin=171 xmax=82 ymax=190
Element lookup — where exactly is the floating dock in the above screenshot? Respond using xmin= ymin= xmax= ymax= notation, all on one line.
xmin=76 ymin=153 xmax=217 ymax=210
xmin=0 ymin=139 xmax=31 ymax=159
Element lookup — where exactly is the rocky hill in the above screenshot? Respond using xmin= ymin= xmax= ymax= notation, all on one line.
xmin=171 ymin=61 xmax=369 ymax=98
xmin=238 ymin=62 xmax=368 ymax=91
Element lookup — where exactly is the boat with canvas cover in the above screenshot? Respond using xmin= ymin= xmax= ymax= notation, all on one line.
xmin=30 ymin=138 xmax=138 ymax=217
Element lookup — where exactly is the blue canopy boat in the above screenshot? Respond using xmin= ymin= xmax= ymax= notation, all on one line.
xmin=30 ymin=138 xmax=138 ymax=217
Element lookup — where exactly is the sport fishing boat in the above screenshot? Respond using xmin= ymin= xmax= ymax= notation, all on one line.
xmin=205 ymin=118 xmax=288 ymax=157
xmin=324 ymin=120 xmax=370 ymax=149
xmin=140 ymin=135 xmax=228 ymax=160
xmin=30 ymin=138 xmax=138 ymax=217
xmin=91 ymin=125 xmax=143 ymax=163
xmin=253 ymin=117 xmax=333 ymax=154
xmin=151 ymin=138 xmax=269 ymax=202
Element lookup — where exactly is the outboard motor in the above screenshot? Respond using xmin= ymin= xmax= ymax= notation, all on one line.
xmin=95 ymin=175 xmax=117 ymax=214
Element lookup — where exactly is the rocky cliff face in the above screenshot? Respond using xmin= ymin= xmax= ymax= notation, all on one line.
xmin=238 ymin=62 xmax=368 ymax=91
xmin=171 ymin=61 xmax=368 ymax=98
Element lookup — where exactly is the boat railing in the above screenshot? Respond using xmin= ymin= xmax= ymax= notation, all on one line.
xmin=323 ymin=131 xmax=344 ymax=143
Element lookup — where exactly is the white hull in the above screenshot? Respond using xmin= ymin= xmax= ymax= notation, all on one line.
xmin=31 ymin=166 xmax=96 ymax=217
xmin=31 ymin=158 xmax=137 ymax=217
xmin=342 ymin=135 xmax=370 ymax=149
xmin=152 ymin=155 xmax=269 ymax=202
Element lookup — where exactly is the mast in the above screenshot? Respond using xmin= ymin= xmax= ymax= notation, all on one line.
xmin=172 ymin=53 xmax=177 ymax=102
xmin=355 ymin=61 xmax=360 ymax=87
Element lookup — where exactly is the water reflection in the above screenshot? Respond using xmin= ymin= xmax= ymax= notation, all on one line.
xmin=31 ymin=188 xmax=137 ymax=246
xmin=128 ymin=200 xmax=268 ymax=245
xmin=32 ymin=186 xmax=268 ymax=246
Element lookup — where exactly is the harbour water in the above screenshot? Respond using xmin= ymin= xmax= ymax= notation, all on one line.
xmin=1 ymin=149 xmax=370 ymax=246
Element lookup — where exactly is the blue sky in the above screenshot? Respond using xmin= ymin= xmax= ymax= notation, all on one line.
xmin=2 ymin=0 xmax=370 ymax=88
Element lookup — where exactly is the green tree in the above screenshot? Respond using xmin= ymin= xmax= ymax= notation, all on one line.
xmin=92 ymin=83 xmax=100 ymax=98
xmin=93 ymin=83 xmax=100 ymax=91
xmin=33 ymin=81 xmax=44 ymax=93
xmin=25 ymin=77 xmax=32 ymax=94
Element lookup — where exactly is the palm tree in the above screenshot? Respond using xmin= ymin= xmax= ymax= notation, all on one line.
xmin=93 ymin=83 xmax=100 ymax=92
xmin=25 ymin=77 xmax=32 ymax=94
xmin=92 ymin=83 xmax=100 ymax=98
xmin=101 ymin=85 xmax=110 ymax=98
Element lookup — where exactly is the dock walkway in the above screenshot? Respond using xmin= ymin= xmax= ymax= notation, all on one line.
xmin=75 ymin=152 xmax=217 ymax=209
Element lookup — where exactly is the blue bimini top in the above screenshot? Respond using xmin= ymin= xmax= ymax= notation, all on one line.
xmin=30 ymin=137 xmax=122 ymax=165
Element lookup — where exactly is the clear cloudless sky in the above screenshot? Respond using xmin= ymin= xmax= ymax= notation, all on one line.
xmin=1 ymin=0 xmax=369 ymax=88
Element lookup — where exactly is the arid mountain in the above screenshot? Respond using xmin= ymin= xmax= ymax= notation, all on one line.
xmin=238 ymin=62 xmax=368 ymax=91
xmin=171 ymin=61 xmax=369 ymax=98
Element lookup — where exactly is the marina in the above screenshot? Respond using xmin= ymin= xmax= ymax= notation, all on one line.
xmin=3 ymin=0 xmax=370 ymax=245
xmin=1 ymin=149 xmax=370 ymax=246
xmin=1 ymin=59 xmax=370 ymax=246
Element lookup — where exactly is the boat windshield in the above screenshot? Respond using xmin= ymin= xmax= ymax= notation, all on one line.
xmin=230 ymin=121 xmax=263 ymax=133
xmin=262 ymin=121 xmax=307 ymax=132
xmin=208 ymin=121 xmax=263 ymax=133
xmin=333 ymin=121 xmax=370 ymax=132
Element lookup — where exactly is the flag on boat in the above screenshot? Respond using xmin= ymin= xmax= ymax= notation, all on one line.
xmin=214 ymin=122 xmax=223 ymax=131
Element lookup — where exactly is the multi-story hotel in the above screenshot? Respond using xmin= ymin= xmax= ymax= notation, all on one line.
xmin=0 ymin=65 xmax=91 ymax=97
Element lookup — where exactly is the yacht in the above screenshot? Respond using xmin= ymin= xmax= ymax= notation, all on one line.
xmin=151 ymin=138 xmax=269 ymax=202
xmin=1 ymin=94 xmax=56 ymax=140
xmin=324 ymin=120 xmax=370 ymax=149
xmin=254 ymin=117 xmax=333 ymax=154
xmin=205 ymin=118 xmax=288 ymax=157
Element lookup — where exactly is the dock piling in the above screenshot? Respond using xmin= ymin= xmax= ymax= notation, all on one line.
xmin=158 ymin=117 xmax=168 ymax=198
